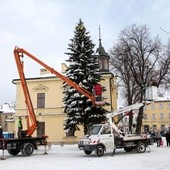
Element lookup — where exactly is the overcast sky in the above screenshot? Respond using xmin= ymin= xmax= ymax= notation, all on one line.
xmin=0 ymin=0 xmax=170 ymax=105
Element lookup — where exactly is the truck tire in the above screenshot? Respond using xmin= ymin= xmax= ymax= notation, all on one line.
xmin=124 ymin=147 xmax=133 ymax=152
xmin=136 ymin=142 xmax=146 ymax=153
xmin=84 ymin=150 xmax=92 ymax=155
xmin=21 ymin=143 xmax=34 ymax=156
xmin=8 ymin=149 xmax=20 ymax=156
xmin=95 ymin=145 xmax=105 ymax=157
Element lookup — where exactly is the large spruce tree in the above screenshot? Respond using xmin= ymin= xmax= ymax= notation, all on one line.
xmin=64 ymin=19 xmax=106 ymax=135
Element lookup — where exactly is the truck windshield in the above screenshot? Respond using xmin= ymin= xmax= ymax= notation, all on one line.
xmin=87 ymin=125 xmax=102 ymax=135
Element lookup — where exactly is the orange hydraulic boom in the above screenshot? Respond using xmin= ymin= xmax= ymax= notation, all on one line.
xmin=14 ymin=47 xmax=98 ymax=136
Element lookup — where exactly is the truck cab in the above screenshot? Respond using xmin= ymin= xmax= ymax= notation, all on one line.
xmin=78 ymin=123 xmax=115 ymax=156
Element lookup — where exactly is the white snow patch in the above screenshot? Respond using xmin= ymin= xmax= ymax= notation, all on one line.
xmin=0 ymin=138 xmax=170 ymax=170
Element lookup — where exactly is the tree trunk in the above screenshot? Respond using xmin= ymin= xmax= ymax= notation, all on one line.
xmin=128 ymin=111 xmax=133 ymax=133
xmin=84 ymin=123 xmax=89 ymax=135
xmin=136 ymin=106 xmax=144 ymax=134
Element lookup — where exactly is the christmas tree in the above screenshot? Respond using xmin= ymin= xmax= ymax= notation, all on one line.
xmin=64 ymin=19 xmax=106 ymax=135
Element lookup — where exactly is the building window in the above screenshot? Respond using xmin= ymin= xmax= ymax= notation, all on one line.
xmin=152 ymin=114 xmax=156 ymax=120
xmin=98 ymin=59 xmax=102 ymax=70
xmin=104 ymin=58 xmax=109 ymax=70
xmin=66 ymin=130 xmax=74 ymax=137
xmin=169 ymin=113 xmax=170 ymax=119
xmin=37 ymin=93 xmax=45 ymax=108
xmin=160 ymin=113 xmax=164 ymax=119
xmin=159 ymin=103 xmax=163 ymax=110
xmin=143 ymin=114 xmax=147 ymax=120
xmin=98 ymin=57 xmax=109 ymax=71
xmin=161 ymin=125 xmax=165 ymax=131
xmin=153 ymin=125 xmax=157 ymax=131
xmin=150 ymin=104 xmax=155 ymax=110
xmin=144 ymin=125 xmax=149 ymax=133
xmin=168 ymin=104 xmax=170 ymax=109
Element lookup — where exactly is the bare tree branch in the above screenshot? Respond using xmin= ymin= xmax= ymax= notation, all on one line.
xmin=160 ymin=27 xmax=170 ymax=34
xmin=110 ymin=24 xmax=170 ymax=134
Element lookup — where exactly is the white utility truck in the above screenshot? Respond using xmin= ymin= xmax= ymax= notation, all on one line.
xmin=78 ymin=103 xmax=159 ymax=156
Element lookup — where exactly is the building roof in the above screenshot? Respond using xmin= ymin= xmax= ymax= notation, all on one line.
xmin=152 ymin=96 xmax=170 ymax=102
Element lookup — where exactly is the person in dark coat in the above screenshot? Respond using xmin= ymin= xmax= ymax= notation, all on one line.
xmin=165 ymin=131 xmax=170 ymax=147
xmin=0 ymin=125 xmax=3 ymax=138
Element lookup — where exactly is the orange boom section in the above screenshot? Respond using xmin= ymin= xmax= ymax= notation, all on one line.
xmin=14 ymin=47 xmax=105 ymax=136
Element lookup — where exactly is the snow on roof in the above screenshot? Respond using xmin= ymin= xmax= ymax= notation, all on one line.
xmin=155 ymin=96 xmax=170 ymax=102
xmin=38 ymin=70 xmax=66 ymax=78
xmin=0 ymin=103 xmax=15 ymax=114
xmin=39 ymin=73 xmax=57 ymax=77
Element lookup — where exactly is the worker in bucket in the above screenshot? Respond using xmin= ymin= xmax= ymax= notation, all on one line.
xmin=93 ymin=83 xmax=102 ymax=101
xmin=18 ymin=116 xmax=23 ymax=138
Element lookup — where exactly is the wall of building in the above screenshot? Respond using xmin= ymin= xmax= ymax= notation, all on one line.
xmin=142 ymin=100 xmax=170 ymax=133
xmin=13 ymin=72 xmax=117 ymax=143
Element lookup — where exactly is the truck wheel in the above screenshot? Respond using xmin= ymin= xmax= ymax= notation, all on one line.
xmin=8 ymin=149 xmax=20 ymax=156
xmin=95 ymin=146 xmax=104 ymax=157
xmin=136 ymin=142 xmax=146 ymax=153
xmin=21 ymin=143 xmax=34 ymax=156
xmin=124 ymin=147 xmax=133 ymax=152
xmin=84 ymin=150 xmax=92 ymax=155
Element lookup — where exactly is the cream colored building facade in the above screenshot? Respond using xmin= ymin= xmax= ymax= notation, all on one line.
xmin=142 ymin=99 xmax=170 ymax=133
xmin=13 ymin=69 xmax=117 ymax=144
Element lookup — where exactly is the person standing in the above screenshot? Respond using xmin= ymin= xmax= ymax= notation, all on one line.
xmin=18 ymin=116 xmax=23 ymax=138
xmin=165 ymin=131 xmax=170 ymax=147
xmin=155 ymin=129 xmax=161 ymax=147
xmin=0 ymin=125 xmax=3 ymax=138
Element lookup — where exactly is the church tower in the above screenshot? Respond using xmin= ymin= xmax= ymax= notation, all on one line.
xmin=96 ymin=26 xmax=110 ymax=72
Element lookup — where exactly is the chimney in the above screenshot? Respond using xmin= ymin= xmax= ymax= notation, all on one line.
xmin=40 ymin=68 xmax=51 ymax=75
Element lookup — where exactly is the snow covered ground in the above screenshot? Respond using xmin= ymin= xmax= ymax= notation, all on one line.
xmin=0 ymin=137 xmax=170 ymax=170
